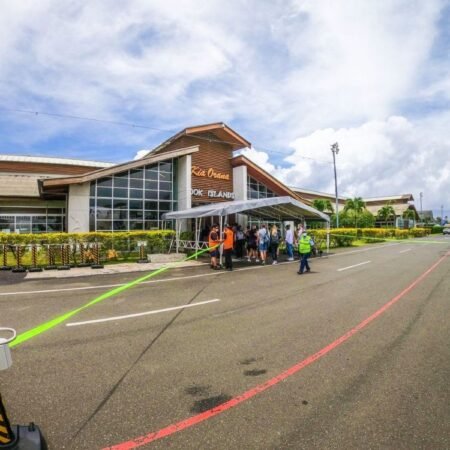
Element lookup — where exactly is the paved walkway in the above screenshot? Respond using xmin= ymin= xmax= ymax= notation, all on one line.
xmin=23 ymin=259 xmax=207 ymax=279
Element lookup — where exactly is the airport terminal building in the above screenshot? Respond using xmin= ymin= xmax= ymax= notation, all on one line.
xmin=0 ymin=123 xmax=309 ymax=234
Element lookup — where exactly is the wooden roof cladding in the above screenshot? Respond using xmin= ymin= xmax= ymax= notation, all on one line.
xmin=232 ymin=155 xmax=312 ymax=205
xmin=151 ymin=123 xmax=251 ymax=154
xmin=42 ymin=146 xmax=198 ymax=188
xmin=0 ymin=160 xmax=103 ymax=175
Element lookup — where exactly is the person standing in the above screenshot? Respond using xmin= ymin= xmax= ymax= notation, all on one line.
xmin=297 ymin=230 xmax=315 ymax=275
xmin=269 ymin=225 xmax=281 ymax=264
xmin=208 ymin=224 xmax=222 ymax=270
xmin=285 ymin=224 xmax=294 ymax=261
xmin=235 ymin=225 xmax=246 ymax=259
xmin=223 ymin=224 xmax=234 ymax=271
xmin=257 ymin=224 xmax=269 ymax=265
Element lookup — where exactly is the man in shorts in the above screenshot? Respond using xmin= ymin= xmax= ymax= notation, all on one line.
xmin=208 ymin=224 xmax=222 ymax=269
xmin=257 ymin=223 xmax=269 ymax=265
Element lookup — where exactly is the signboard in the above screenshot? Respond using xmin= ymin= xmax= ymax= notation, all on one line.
xmin=191 ymin=189 xmax=235 ymax=200
xmin=192 ymin=166 xmax=230 ymax=181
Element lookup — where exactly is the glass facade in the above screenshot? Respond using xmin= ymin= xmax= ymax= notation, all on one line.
xmin=247 ymin=175 xmax=276 ymax=199
xmin=89 ymin=159 xmax=177 ymax=231
xmin=0 ymin=210 xmax=65 ymax=233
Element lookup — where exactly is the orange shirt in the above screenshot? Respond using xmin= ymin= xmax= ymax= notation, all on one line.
xmin=223 ymin=229 xmax=234 ymax=250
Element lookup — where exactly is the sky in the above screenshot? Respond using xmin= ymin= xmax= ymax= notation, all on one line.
xmin=0 ymin=0 xmax=449 ymax=217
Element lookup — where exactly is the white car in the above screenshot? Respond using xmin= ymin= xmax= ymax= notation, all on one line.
xmin=443 ymin=225 xmax=450 ymax=235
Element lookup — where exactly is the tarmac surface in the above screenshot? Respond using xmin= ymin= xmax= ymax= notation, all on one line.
xmin=0 ymin=236 xmax=449 ymax=449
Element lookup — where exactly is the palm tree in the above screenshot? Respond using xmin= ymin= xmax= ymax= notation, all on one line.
xmin=403 ymin=209 xmax=415 ymax=220
xmin=312 ymin=199 xmax=334 ymax=213
xmin=344 ymin=197 xmax=366 ymax=227
xmin=377 ymin=202 xmax=396 ymax=227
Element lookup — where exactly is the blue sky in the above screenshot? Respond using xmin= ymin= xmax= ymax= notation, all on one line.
xmin=0 ymin=0 xmax=449 ymax=216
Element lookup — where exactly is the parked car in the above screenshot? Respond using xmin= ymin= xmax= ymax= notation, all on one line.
xmin=443 ymin=225 xmax=450 ymax=235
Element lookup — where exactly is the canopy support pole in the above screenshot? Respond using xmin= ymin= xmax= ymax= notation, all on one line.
xmin=176 ymin=220 xmax=181 ymax=254
xmin=219 ymin=215 xmax=223 ymax=267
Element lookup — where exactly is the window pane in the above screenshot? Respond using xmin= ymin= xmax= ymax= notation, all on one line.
xmin=145 ymin=221 xmax=159 ymax=230
xmin=97 ymin=198 xmax=113 ymax=209
xmin=159 ymin=191 xmax=172 ymax=201
xmin=89 ymin=198 xmax=95 ymax=208
xmin=130 ymin=189 xmax=143 ymax=199
xmin=145 ymin=180 xmax=158 ymax=190
xmin=97 ymin=177 xmax=113 ymax=187
xmin=47 ymin=223 xmax=63 ymax=232
xmin=129 ymin=221 xmax=143 ymax=230
xmin=90 ymin=183 xmax=95 ymax=196
xmin=145 ymin=201 xmax=158 ymax=210
xmin=130 ymin=169 xmax=144 ymax=179
xmin=96 ymin=209 xmax=113 ymax=220
xmin=159 ymin=161 xmax=172 ymax=173
xmin=113 ymin=209 xmax=128 ymax=220
xmin=145 ymin=190 xmax=158 ymax=200
xmin=113 ymin=188 xmax=128 ymax=198
xmin=47 ymin=216 xmax=63 ymax=224
xmin=114 ymin=176 xmax=128 ymax=188
xmin=96 ymin=221 xmax=112 ymax=231
xmin=145 ymin=211 xmax=157 ymax=220
xmin=129 ymin=210 xmax=143 ymax=219
xmin=145 ymin=168 xmax=158 ymax=180
xmin=159 ymin=202 xmax=172 ymax=211
xmin=113 ymin=221 xmax=127 ymax=231
xmin=113 ymin=199 xmax=127 ymax=209
xmin=129 ymin=200 xmax=143 ymax=210
xmin=130 ymin=178 xmax=143 ymax=189
xmin=97 ymin=187 xmax=112 ymax=197
xmin=159 ymin=181 xmax=172 ymax=191
xmin=32 ymin=224 xmax=46 ymax=233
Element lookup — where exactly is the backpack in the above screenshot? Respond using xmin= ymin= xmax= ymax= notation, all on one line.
xmin=271 ymin=232 xmax=279 ymax=244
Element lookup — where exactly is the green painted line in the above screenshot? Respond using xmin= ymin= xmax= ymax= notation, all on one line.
xmin=329 ymin=233 xmax=448 ymax=245
xmin=9 ymin=245 xmax=216 ymax=349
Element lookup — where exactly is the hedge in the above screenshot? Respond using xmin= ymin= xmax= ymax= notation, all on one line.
xmin=309 ymin=227 xmax=430 ymax=248
xmin=0 ymin=230 xmax=176 ymax=266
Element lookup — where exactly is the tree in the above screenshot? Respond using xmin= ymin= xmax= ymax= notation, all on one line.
xmin=312 ymin=198 xmax=334 ymax=213
xmin=377 ymin=202 xmax=396 ymax=226
xmin=403 ymin=209 xmax=416 ymax=220
xmin=343 ymin=197 xmax=366 ymax=227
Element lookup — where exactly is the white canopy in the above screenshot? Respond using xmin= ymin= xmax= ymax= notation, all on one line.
xmin=163 ymin=196 xmax=330 ymax=222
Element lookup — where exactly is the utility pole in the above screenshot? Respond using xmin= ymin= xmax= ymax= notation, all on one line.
xmin=331 ymin=142 xmax=340 ymax=228
xmin=441 ymin=204 xmax=444 ymax=223
xmin=419 ymin=192 xmax=423 ymax=218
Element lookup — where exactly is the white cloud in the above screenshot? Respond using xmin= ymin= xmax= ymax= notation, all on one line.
xmin=0 ymin=1 xmax=448 ymax=213
xmin=242 ymin=114 xmax=450 ymax=213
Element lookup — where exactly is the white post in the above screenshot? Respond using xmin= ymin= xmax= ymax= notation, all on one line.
xmin=326 ymin=221 xmax=330 ymax=255
xmin=176 ymin=220 xmax=181 ymax=254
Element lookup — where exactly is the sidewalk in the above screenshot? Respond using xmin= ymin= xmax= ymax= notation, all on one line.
xmin=23 ymin=260 xmax=207 ymax=279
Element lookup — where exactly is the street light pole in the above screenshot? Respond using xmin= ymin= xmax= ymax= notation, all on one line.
xmin=419 ymin=192 xmax=423 ymax=217
xmin=331 ymin=142 xmax=340 ymax=228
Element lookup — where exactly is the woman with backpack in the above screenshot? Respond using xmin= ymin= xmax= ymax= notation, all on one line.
xmin=269 ymin=225 xmax=281 ymax=265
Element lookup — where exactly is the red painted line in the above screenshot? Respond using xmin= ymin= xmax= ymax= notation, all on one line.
xmin=104 ymin=253 xmax=448 ymax=450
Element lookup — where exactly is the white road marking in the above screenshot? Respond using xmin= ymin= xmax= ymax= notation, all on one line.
xmin=66 ymin=298 xmax=221 ymax=327
xmin=0 ymin=242 xmax=402 ymax=297
xmin=337 ymin=261 xmax=371 ymax=272
xmin=399 ymin=248 xmax=412 ymax=253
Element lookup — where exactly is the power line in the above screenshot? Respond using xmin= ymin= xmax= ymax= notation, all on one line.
xmin=0 ymin=107 xmax=177 ymax=133
xmin=1 ymin=107 xmax=333 ymax=165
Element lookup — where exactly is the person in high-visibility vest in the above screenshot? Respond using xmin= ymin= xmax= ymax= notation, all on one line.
xmin=208 ymin=224 xmax=222 ymax=270
xmin=223 ymin=224 xmax=234 ymax=271
xmin=297 ymin=230 xmax=315 ymax=275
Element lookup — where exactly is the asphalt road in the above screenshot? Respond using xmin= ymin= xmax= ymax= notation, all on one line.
xmin=1 ymin=237 xmax=449 ymax=449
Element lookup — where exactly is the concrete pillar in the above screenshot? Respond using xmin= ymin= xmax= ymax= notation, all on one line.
xmin=177 ymin=155 xmax=192 ymax=232
xmin=233 ymin=165 xmax=248 ymax=228
xmin=68 ymin=183 xmax=90 ymax=232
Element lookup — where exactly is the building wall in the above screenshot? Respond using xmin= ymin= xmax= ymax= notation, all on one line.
xmin=68 ymin=183 xmax=90 ymax=232
xmin=157 ymin=135 xmax=235 ymax=204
